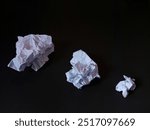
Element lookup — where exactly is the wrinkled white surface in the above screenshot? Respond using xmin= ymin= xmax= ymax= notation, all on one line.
xmin=115 ymin=75 xmax=136 ymax=98
xmin=8 ymin=34 xmax=54 ymax=71
xmin=66 ymin=50 xmax=100 ymax=89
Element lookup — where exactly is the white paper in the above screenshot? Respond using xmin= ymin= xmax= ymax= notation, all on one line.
xmin=65 ymin=50 xmax=100 ymax=89
xmin=115 ymin=75 xmax=136 ymax=98
xmin=8 ymin=34 xmax=54 ymax=71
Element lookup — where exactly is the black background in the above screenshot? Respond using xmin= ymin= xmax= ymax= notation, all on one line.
xmin=0 ymin=0 xmax=150 ymax=112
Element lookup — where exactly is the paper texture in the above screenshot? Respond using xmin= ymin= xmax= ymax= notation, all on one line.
xmin=66 ymin=50 xmax=100 ymax=89
xmin=8 ymin=34 xmax=54 ymax=71
xmin=115 ymin=75 xmax=136 ymax=98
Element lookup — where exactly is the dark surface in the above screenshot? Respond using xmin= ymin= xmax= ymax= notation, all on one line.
xmin=0 ymin=0 xmax=150 ymax=112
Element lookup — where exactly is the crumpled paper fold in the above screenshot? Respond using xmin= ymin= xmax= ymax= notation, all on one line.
xmin=8 ymin=34 xmax=54 ymax=71
xmin=115 ymin=75 xmax=136 ymax=98
xmin=66 ymin=50 xmax=100 ymax=89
